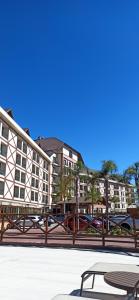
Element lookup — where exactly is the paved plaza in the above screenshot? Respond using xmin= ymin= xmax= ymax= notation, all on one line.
xmin=0 ymin=246 xmax=139 ymax=300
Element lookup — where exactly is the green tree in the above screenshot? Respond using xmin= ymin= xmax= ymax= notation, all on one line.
xmin=86 ymin=186 xmax=102 ymax=214
xmin=100 ymin=160 xmax=118 ymax=231
xmin=109 ymin=196 xmax=119 ymax=211
xmin=124 ymin=162 xmax=139 ymax=200
xmin=56 ymin=172 xmax=74 ymax=213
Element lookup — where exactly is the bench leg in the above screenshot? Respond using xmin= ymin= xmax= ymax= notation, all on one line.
xmin=92 ymin=274 xmax=95 ymax=289
xmin=80 ymin=277 xmax=84 ymax=296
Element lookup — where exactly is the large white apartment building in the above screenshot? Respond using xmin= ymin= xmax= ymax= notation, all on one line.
xmin=35 ymin=137 xmax=135 ymax=213
xmin=0 ymin=107 xmax=52 ymax=213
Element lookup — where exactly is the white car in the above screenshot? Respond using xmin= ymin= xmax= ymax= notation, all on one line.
xmin=7 ymin=215 xmax=44 ymax=229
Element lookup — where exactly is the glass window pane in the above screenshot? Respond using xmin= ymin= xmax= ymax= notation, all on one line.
xmin=21 ymin=172 xmax=26 ymax=183
xmin=17 ymin=137 xmax=22 ymax=150
xmin=14 ymin=186 xmax=19 ymax=198
xmin=33 ymin=151 xmax=36 ymax=161
xmin=20 ymin=188 xmax=25 ymax=199
xmin=36 ymin=167 xmax=39 ymax=176
xmin=16 ymin=154 xmax=21 ymax=165
xmin=2 ymin=125 xmax=9 ymax=139
xmin=22 ymin=157 xmax=26 ymax=169
xmin=15 ymin=169 xmax=20 ymax=181
xmin=23 ymin=142 xmax=27 ymax=154
xmin=32 ymin=164 xmax=35 ymax=174
xmin=31 ymin=191 xmax=34 ymax=201
xmin=36 ymin=179 xmax=38 ymax=188
xmin=37 ymin=154 xmax=39 ymax=163
xmin=0 ymin=162 xmax=6 ymax=175
xmin=0 ymin=181 xmax=4 ymax=195
xmin=0 ymin=143 xmax=7 ymax=157
xmin=35 ymin=192 xmax=38 ymax=202
xmin=31 ymin=177 xmax=35 ymax=187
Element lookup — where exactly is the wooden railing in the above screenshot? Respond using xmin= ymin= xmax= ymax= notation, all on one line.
xmin=0 ymin=213 xmax=139 ymax=251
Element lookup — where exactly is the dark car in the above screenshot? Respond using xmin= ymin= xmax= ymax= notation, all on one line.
xmin=64 ymin=214 xmax=102 ymax=231
xmin=53 ymin=214 xmax=65 ymax=223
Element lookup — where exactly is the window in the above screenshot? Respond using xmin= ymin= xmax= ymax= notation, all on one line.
xmin=36 ymin=167 xmax=39 ymax=176
xmin=21 ymin=172 xmax=26 ymax=184
xmin=20 ymin=188 xmax=25 ymax=199
xmin=17 ymin=137 xmax=22 ymax=150
xmin=0 ymin=181 xmax=4 ymax=195
xmin=46 ymin=185 xmax=48 ymax=192
xmin=43 ymin=172 xmax=48 ymax=181
xmin=23 ymin=142 xmax=27 ymax=154
xmin=36 ymin=179 xmax=38 ymax=188
xmin=69 ymin=150 xmax=72 ymax=158
xmin=43 ymin=183 xmax=45 ymax=191
xmin=0 ymin=161 xmax=6 ymax=176
xmin=44 ymin=160 xmax=48 ymax=170
xmin=35 ymin=192 xmax=38 ymax=202
xmin=2 ymin=125 xmax=9 ymax=140
xmin=0 ymin=143 xmax=7 ymax=157
xmin=22 ymin=157 xmax=26 ymax=169
xmin=14 ymin=186 xmax=19 ymax=198
xmin=31 ymin=191 xmax=34 ymax=201
xmin=16 ymin=154 xmax=21 ymax=165
xmin=32 ymin=164 xmax=35 ymax=174
xmin=36 ymin=154 xmax=39 ymax=163
xmin=15 ymin=169 xmax=20 ymax=181
xmin=42 ymin=195 xmax=48 ymax=204
xmin=31 ymin=177 xmax=35 ymax=187
xmin=33 ymin=151 xmax=36 ymax=161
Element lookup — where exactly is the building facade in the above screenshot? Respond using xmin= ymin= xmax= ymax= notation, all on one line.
xmin=35 ymin=137 xmax=135 ymax=213
xmin=0 ymin=107 xmax=52 ymax=213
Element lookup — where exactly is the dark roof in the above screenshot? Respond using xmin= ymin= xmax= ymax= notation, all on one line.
xmin=23 ymin=128 xmax=30 ymax=136
xmin=35 ymin=137 xmax=84 ymax=163
xmin=4 ymin=108 xmax=14 ymax=119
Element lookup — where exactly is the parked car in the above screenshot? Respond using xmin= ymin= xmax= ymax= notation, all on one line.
xmin=42 ymin=215 xmax=56 ymax=226
xmin=64 ymin=214 xmax=102 ymax=231
xmin=109 ymin=214 xmax=139 ymax=231
xmin=53 ymin=214 xmax=65 ymax=223
xmin=7 ymin=215 xmax=44 ymax=229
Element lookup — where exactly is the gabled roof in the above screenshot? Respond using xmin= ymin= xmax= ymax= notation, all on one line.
xmin=4 ymin=108 xmax=14 ymax=119
xmin=23 ymin=128 xmax=30 ymax=136
xmin=35 ymin=137 xmax=84 ymax=163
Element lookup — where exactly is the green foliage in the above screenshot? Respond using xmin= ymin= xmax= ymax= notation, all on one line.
xmin=124 ymin=161 xmax=139 ymax=198
xmin=101 ymin=160 xmax=118 ymax=176
xmin=110 ymin=227 xmax=132 ymax=236
xmin=56 ymin=174 xmax=74 ymax=201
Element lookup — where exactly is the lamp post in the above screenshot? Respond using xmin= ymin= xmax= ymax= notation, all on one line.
xmin=105 ymin=175 xmax=109 ymax=233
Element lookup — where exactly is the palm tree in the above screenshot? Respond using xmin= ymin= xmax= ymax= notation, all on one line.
xmin=86 ymin=186 xmax=102 ymax=214
xmin=109 ymin=196 xmax=119 ymax=211
xmin=124 ymin=162 xmax=139 ymax=200
xmin=56 ymin=172 xmax=74 ymax=214
xmin=100 ymin=160 xmax=118 ymax=231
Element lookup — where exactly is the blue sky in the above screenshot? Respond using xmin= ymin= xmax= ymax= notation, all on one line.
xmin=0 ymin=0 xmax=139 ymax=173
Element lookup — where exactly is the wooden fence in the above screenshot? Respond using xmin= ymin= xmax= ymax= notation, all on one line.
xmin=0 ymin=213 xmax=139 ymax=251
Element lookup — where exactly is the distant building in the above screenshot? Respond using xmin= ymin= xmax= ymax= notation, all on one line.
xmin=35 ymin=137 xmax=84 ymax=212
xmin=35 ymin=137 xmax=135 ymax=214
xmin=0 ymin=107 xmax=52 ymax=213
